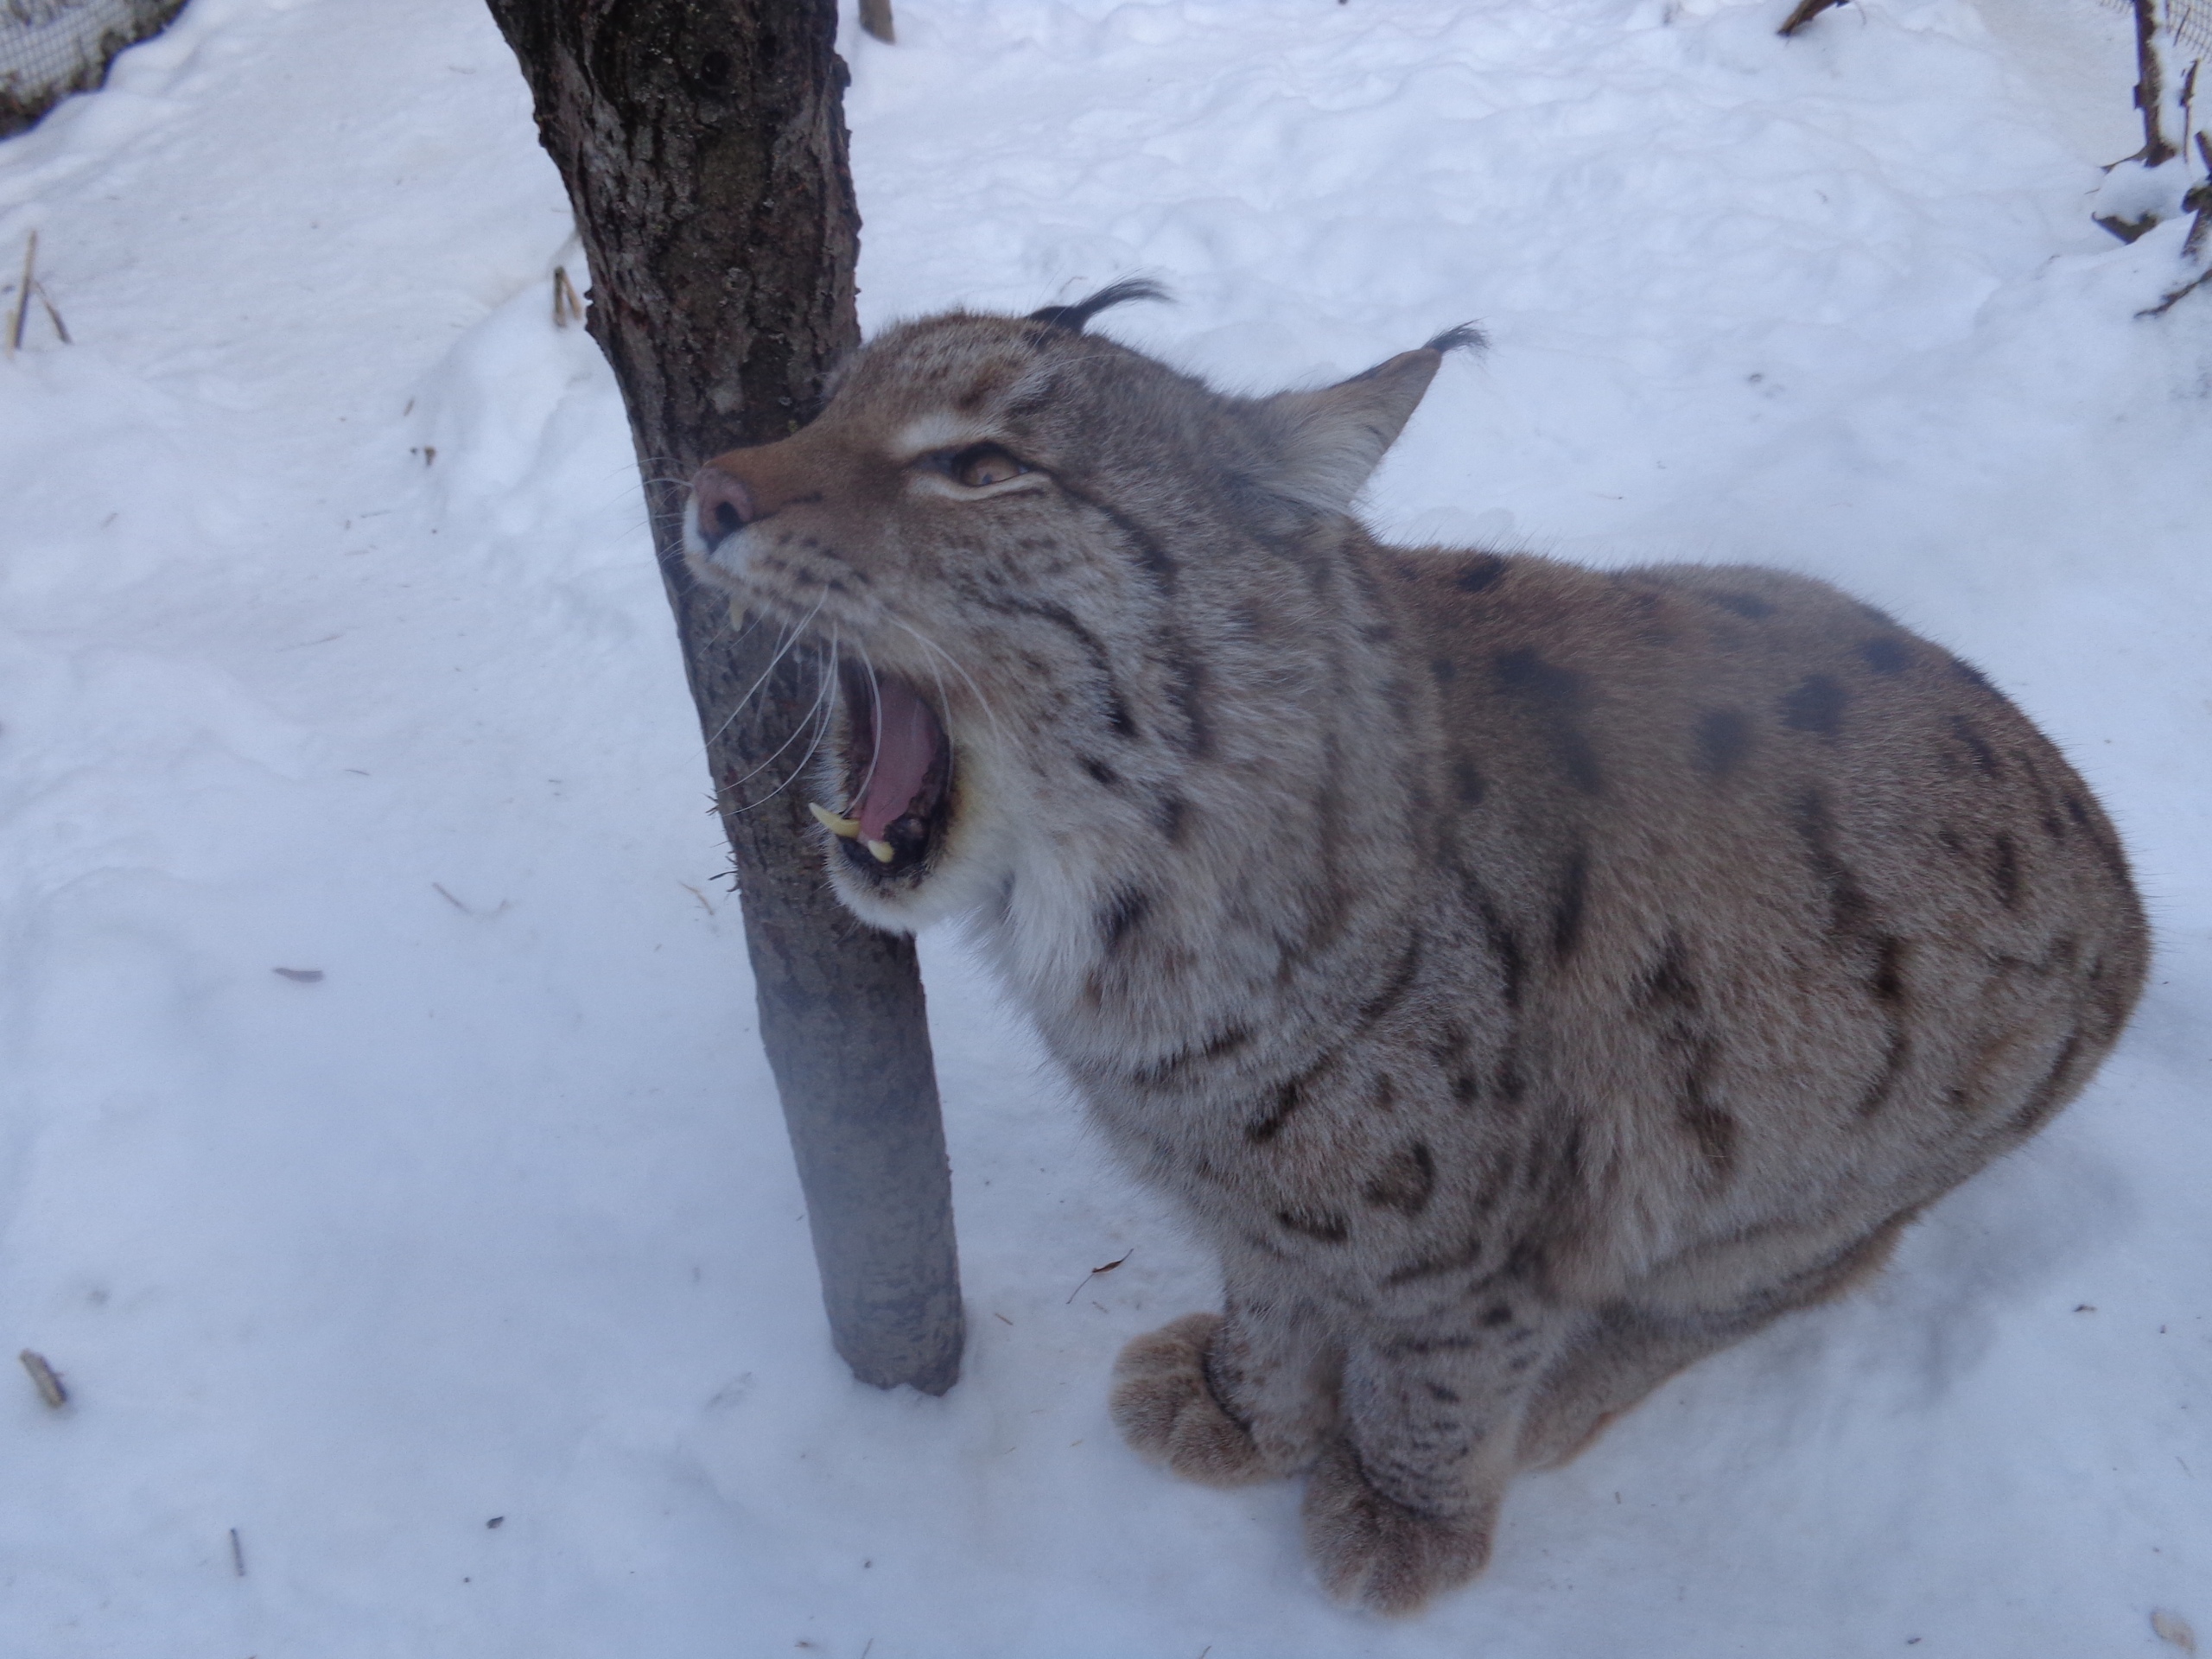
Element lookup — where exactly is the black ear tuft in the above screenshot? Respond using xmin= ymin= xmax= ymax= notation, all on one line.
xmin=1027 ymin=277 xmax=1173 ymax=332
xmin=1423 ymin=321 xmax=1488 ymax=356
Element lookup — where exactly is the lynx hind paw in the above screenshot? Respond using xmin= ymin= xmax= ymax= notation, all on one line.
xmin=1300 ymin=1439 xmax=1494 ymax=1617
xmin=1109 ymin=1313 xmax=1273 ymax=1488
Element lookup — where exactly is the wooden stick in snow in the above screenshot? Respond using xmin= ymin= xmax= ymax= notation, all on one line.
xmin=1778 ymin=0 xmax=1847 ymax=38
xmin=19 ymin=1349 xmax=67 ymax=1408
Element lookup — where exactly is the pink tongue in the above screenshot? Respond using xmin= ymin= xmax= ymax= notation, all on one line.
xmin=855 ymin=677 xmax=941 ymax=842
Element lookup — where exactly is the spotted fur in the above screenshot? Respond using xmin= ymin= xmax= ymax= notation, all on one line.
xmin=683 ymin=287 xmax=2148 ymax=1616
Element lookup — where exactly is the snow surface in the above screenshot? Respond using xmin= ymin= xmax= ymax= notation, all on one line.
xmin=1 ymin=0 xmax=2207 ymax=1654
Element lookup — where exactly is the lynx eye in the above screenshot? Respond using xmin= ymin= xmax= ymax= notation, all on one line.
xmin=945 ymin=443 xmax=1029 ymax=489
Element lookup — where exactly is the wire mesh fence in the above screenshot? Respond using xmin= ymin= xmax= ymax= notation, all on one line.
xmin=0 ymin=0 xmax=2200 ymax=141
xmin=1 ymin=0 xmax=187 ymax=138
xmin=2113 ymin=0 xmax=2211 ymax=54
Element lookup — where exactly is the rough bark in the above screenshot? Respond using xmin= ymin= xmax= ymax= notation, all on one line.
xmin=484 ymin=0 xmax=963 ymax=1394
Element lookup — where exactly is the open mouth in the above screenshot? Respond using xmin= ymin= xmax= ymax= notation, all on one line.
xmin=807 ymin=667 xmax=954 ymax=882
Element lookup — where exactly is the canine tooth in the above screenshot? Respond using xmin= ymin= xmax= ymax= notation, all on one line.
xmin=809 ymin=802 xmax=861 ymax=838
xmin=865 ymin=838 xmax=896 ymax=864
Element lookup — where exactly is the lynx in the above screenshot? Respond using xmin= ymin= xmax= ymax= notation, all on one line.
xmin=683 ymin=282 xmax=2146 ymax=1614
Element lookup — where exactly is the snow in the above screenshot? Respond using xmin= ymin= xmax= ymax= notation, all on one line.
xmin=0 ymin=0 xmax=2205 ymax=1653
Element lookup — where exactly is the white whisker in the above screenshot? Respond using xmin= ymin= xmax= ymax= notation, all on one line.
xmin=743 ymin=633 xmax=844 ymax=812
xmin=851 ymin=651 xmax=886 ymax=813
xmin=692 ymin=595 xmax=766 ymax=657
xmin=724 ymin=629 xmax=842 ymax=798
xmin=885 ymin=614 xmax=1006 ymax=753
xmin=704 ymin=593 xmax=827 ymax=750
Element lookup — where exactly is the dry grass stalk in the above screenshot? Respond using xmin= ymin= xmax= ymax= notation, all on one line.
xmin=7 ymin=231 xmax=35 ymax=355
xmin=40 ymin=285 xmax=71 ymax=345
xmin=7 ymin=232 xmax=73 ymax=353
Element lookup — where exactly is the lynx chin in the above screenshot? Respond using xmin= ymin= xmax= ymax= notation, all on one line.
xmin=683 ymin=281 xmax=2145 ymax=1616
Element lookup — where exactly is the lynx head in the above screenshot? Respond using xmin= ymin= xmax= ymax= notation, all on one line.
xmin=684 ymin=282 xmax=1478 ymax=937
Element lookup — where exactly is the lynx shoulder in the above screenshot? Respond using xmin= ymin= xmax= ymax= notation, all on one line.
xmin=684 ymin=283 xmax=2146 ymax=1615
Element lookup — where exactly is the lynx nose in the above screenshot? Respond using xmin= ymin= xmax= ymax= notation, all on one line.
xmin=690 ymin=464 xmax=755 ymax=551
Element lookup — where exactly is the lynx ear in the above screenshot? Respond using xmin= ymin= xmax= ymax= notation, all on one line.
xmin=1250 ymin=324 xmax=1483 ymax=513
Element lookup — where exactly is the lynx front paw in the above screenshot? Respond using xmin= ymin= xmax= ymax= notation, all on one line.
xmin=1300 ymin=1439 xmax=1494 ymax=1616
xmin=1109 ymin=1313 xmax=1274 ymax=1487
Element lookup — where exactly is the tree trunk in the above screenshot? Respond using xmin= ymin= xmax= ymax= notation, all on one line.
xmin=483 ymin=0 xmax=963 ymax=1395
xmin=2130 ymin=0 xmax=2188 ymax=168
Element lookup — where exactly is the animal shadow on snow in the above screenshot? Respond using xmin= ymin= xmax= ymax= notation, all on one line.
xmin=1607 ymin=1122 xmax=2134 ymax=1459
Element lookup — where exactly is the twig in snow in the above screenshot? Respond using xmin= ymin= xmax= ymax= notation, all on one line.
xmin=229 ymin=1528 xmax=247 ymax=1577
xmin=1777 ymin=0 xmax=1847 ymax=36
xmin=552 ymin=265 xmax=583 ymax=327
xmin=1066 ymin=1249 xmax=1133 ymax=1304
xmin=860 ymin=0 xmax=894 ymax=43
xmin=431 ymin=883 xmax=512 ymax=918
xmin=272 ymin=967 xmax=325 ymax=982
xmin=2183 ymin=131 xmax=2212 ymax=260
xmin=2094 ymin=211 xmax=2164 ymax=245
xmin=19 ymin=1349 xmax=67 ymax=1408
xmin=2137 ymin=264 xmax=2212 ymax=316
